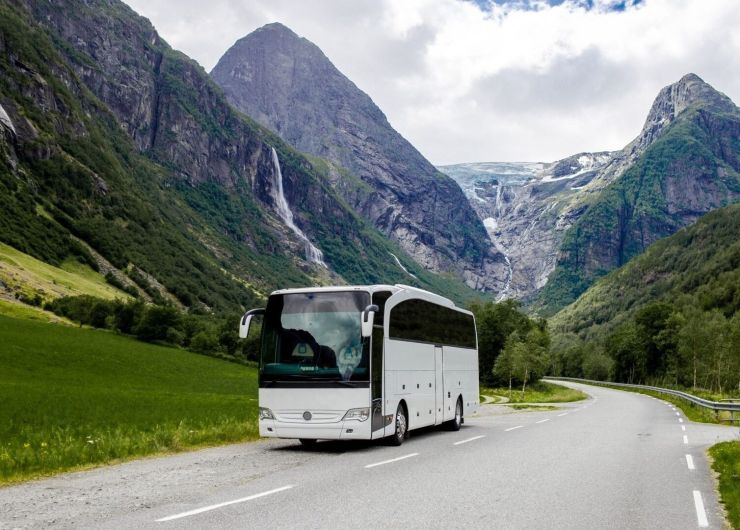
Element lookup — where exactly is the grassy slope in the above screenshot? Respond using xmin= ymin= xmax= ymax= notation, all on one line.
xmin=709 ymin=441 xmax=740 ymax=530
xmin=0 ymin=315 xmax=258 ymax=484
xmin=550 ymin=203 xmax=740 ymax=338
xmin=0 ymin=242 xmax=129 ymax=303
xmin=481 ymin=381 xmax=587 ymax=404
xmin=0 ymin=299 xmax=72 ymax=324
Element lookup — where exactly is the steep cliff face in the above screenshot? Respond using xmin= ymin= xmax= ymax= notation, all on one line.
xmin=538 ymin=74 xmax=740 ymax=314
xmin=441 ymin=153 xmax=612 ymax=300
xmin=211 ymin=23 xmax=508 ymax=292
xmin=0 ymin=0 xmax=479 ymax=310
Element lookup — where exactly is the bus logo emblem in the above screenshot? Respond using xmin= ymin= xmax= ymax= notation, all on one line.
xmin=303 ymin=411 xmax=312 ymax=421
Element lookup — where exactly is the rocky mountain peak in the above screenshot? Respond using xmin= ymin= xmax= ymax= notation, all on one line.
xmin=642 ymin=73 xmax=737 ymax=142
xmin=212 ymin=23 xmax=510 ymax=293
xmin=234 ymin=22 xmax=320 ymax=59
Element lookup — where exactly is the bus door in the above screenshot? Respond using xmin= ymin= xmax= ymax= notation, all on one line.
xmin=370 ymin=291 xmax=392 ymax=438
xmin=435 ymin=345 xmax=444 ymax=424
xmin=371 ymin=325 xmax=384 ymax=436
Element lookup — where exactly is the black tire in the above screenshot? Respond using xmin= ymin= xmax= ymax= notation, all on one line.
xmin=447 ymin=398 xmax=463 ymax=431
xmin=389 ymin=403 xmax=408 ymax=446
xmin=299 ymin=438 xmax=317 ymax=446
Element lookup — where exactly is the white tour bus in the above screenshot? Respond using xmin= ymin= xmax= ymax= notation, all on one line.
xmin=239 ymin=284 xmax=479 ymax=446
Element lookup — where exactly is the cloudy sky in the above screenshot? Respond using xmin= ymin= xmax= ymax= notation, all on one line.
xmin=123 ymin=0 xmax=739 ymax=165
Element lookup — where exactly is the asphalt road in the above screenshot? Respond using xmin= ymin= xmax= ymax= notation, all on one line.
xmin=1 ymin=382 xmax=737 ymax=529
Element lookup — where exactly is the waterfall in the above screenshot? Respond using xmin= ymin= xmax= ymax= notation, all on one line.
xmin=389 ymin=252 xmax=417 ymax=280
xmin=0 ymin=104 xmax=16 ymax=136
xmin=269 ymin=148 xmax=327 ymax=267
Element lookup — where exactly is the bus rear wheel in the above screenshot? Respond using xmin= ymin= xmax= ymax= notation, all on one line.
xmin=299 ymin=438 xmax=317 ymax=446
xmin=389 ymin=403 xmax=407 ymax=446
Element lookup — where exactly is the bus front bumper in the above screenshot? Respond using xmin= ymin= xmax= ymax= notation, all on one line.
xmin=259 ymin=419 xmax=371 ymax=440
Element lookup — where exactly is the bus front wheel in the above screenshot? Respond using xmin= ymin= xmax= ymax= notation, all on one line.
xmin=447 ymin=398 xmax=462 ymax=431
xmin=390 ymin=403 xmax=408 ymax=446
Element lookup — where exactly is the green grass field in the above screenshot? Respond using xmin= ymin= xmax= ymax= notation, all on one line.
xmin=481 ymin=381 xmax=587 ymax=404
xmin=709 ymin=441 xmax=740 ymax=530
xmin=0 ymin=315 xmax=258 ymax=484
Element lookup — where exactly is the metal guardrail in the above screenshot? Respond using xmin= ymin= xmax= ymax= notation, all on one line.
xmin=544 ymin=376 xmax=740 ymax=424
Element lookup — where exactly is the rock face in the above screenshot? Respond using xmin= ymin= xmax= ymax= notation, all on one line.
xmin=211 ymin=23 xmax=508 ymax=292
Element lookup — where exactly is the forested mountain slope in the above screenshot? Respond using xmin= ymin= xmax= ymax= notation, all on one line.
xmin=551 ymin=203 xmax=739 ymax=338
xmin=549 ymin=204 xmax=740 ymax=390
xmin=0 ymin=0 xmax=478 ymax=312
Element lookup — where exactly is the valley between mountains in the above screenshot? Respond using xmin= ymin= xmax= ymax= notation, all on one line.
xmin=0 ymin=3 xmax=738 ymax=521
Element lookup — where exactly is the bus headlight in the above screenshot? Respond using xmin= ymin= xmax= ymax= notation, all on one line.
xmin=259 ymin=407 xmax=275 ymax=420
xmin=342 ymin=407 xmax=370 ymax=422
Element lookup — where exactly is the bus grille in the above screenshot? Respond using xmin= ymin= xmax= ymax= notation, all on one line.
xmin=274 ymin=410 xmax=344 ymax=423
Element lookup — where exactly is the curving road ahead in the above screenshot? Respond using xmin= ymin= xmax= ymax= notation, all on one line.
xmin=1 ymin=382 xmax=737 ymax=529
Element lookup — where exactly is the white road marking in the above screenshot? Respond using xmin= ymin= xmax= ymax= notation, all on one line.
xmin=505 ymin=425 xmax=523 ymax=432
xmin=693 ymin=490 xmax=709 ymax=527
xmin=536 ymin=419 xmax=550 ymax=424
xmin=156 ymin=485 xmax=295 ymax=522
xmin=675 ymin=412 xmax=680 ymax=416
xmin=365 ymin=453 xmax=419 ymax=469
xmin=679 ymin=418 xmax=684 ymax=423
xmin=681 ymin=425 xmax=686 ymax=431
xmin=683 ymin=435 xmax=689 ymax=445
xmin=454 ymin=435 xmax=485 ymax=446
xmin=686 ymin=454 xmax=695 ymax=470
xmin=557 ymin=413 xmax=568 ymax=417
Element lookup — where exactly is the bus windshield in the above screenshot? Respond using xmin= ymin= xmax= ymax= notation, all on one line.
xmin=260 ymin=291 xmax=370 ymax=384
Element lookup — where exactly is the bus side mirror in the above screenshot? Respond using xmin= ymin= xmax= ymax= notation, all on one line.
xmin=361 ymin=304 xmax=379 ymax=338
xmin=239 ymin=308 xmax=265 ymax=339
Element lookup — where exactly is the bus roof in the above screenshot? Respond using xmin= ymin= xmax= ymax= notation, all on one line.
xmin=270 ymin=284 xmax=458 ymax=309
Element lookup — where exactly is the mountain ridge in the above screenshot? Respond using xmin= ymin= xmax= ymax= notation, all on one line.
xmin=538 ymin=74 xmax=740 ymax=314
xmin=442 ymin=73 xmax=739 ymax=309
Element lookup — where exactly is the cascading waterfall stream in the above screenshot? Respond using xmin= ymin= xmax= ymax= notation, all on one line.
xmin=485 ymin=183 xmax=513 ymax=301
xmin=269 ymin=148 xmax=327 ymax=267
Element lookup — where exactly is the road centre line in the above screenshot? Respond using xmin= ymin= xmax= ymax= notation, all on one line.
xmin=681 ymin=425 xmax=686 ymax=431
xmin=365 ymin=453 xmax=418 ymax=469
xmin=675 ymin=412 xmax=680 ymax=416
xmin=693 ymin=490 xmax=709 ymax=527
xmin=679 ymin=418 xmax=684 ymax=423
xmin=454 ymin=435 xmax=485 ymax=446
xmin=536 ymin=419 xmax=550 ymax=424
xmin=683 ymin=435 xmax=689 ymax=444
xmin=557 ymin=413 xmax=568 ymax=417
xmin=686 ymin=454 xmax=695 ymax=470
xmin=505 ymin=425 xmax=523 ymax=432
xmin=155 ymin=485 xmax=295 ymax=522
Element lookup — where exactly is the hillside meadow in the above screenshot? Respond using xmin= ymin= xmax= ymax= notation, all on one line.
xmin=0 ymin=315 xmax=258 ymax=484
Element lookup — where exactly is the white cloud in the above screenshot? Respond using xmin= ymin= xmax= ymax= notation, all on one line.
xmin=124 ymin=0 xmax=740 ymax=164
